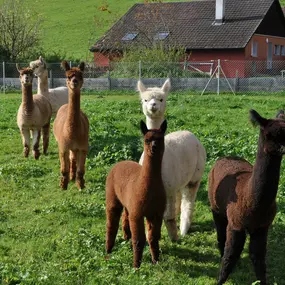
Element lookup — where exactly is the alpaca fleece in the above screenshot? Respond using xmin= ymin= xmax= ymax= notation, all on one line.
xmin=138 ymin=79 xmax=206 ymax=241
xmin=106 ymin=120 xmax=167 ymax=268
xmin=17 ymin=66 xmax=52 ymax=159
xmin=208 ymin=109 xmax=285 ymax=285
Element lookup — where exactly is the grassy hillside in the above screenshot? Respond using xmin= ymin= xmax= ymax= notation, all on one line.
xmin=0 ymin=0 xmax=191 ymax=61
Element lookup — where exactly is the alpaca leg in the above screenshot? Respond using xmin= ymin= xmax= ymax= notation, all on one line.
xmin=146 ymin=215 xmax=163 ymax=264
xmin=106 ymin=198 xmax=123 ymax=254
xmin=59 ymin=151 xmax=70 ymax=190
xmin=212 ymin=210 xmax=228 ymax=257
xmin=164 ymin=195 xmax=179 ymax=241
xmin=42 ymin=122 xmax=50 ymax=155
xmin=122 ymin=208 xmax=131 ymax=240
xmin=69 ymin=150 xmax=77 ymax=181
xmin=180 ymin=181 xmax=200 ymax=236
xmin=249 ymin=227 xmax=268 ymax=285
xmin=32 ymin=129 xmax=41 ymax=159
xmin=129 ymin=217 xmax=146 ymax=268
xmin=217 ymin=226 xmax=246 ymax=285
xmin=75 ymin=150 xmax=87 ymax=189
xmin=20 ymin=129 xmax=30 ymax=157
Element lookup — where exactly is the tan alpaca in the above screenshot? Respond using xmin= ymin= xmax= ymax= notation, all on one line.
xmin=53 ymin=61 xmax=89 ymax=190
xmin=106 ymin=120 xmax=167 ymax=268
xmin=16 ymin=65 xmax=52 ymax=159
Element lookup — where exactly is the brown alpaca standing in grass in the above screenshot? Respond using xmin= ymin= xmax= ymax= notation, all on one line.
xmin=16 ymin=65 xmax=52 ymax=159
xmin=105 ymin=120 xmax=167 ymax=268
xmin=53 ymin=61 xmax=89 ymax=190
xmin=208 ymin=109 xmax=285 ymax=285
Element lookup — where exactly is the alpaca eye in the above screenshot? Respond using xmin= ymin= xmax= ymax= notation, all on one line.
xmin=145 ymin=139 xmax=151 ymax=145
xmin=160 ymin=99 xmax=163 ymax=102
xmin=144 ymin=99 xmax=148 ymax=102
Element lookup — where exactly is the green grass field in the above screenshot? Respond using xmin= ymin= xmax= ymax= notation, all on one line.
xmin=0 ymin=91 xmax=285 ymax=284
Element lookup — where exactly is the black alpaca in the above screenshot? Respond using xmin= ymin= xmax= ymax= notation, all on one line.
xmin=208 ymin=109 xmax=285 ymax=285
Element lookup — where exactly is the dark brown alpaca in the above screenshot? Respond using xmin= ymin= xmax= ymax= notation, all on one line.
xmin=105 ymin=120 xmax=167 ymax=268
xmin=208 ymin=109 xmax=285 ymax=285
xmin=53 ymin=61 xmax=89 ymax=190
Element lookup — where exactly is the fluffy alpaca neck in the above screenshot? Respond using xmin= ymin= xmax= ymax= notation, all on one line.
xmin=66 ymin=88 xmax=81 ymax=131
xmin=140 ymin=153 xmax=163 ymax=187
xmin=37 ymin=70 xmax=49 ymax=96
xmin=249 ymin=133 xmax=282 ymax=207
xmin=22 ymin=84 xmax=34 ymax=113
xmin=146 ymin=116 xmax=165 ymax=129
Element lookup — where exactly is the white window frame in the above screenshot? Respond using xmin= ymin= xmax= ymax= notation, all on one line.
xmin=251 ymin=41 xmax=258 ymax=57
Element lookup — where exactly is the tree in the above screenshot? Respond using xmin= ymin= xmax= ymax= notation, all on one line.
xmin=0 ymin=0 xmax=43 ymax=61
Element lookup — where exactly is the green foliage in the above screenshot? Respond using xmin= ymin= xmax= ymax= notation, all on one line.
xmin=108 ymin=46 xmax=208 ymax=78
xmin=0 ymin=0 xmax=43 ymax=61
xmin=0 ymin=92 xmax=285 ymax=284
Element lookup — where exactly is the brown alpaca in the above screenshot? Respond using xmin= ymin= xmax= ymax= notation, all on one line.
xmin=105 ymin=120 xmax=167 ymax=268
xmin=16 ymin=65 xmax=52 ymax=159
xmin=208 ymin=109 xmax=285 ymax=285
xmin=53 ymin=61 xmax=89 ymax=190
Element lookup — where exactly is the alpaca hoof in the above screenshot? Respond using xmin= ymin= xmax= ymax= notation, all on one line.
xmin=24 ymin=147 xmax=29 ymax=157
xmin=60 ymin=175 xmax=69 ymax=190
xmin=34 ymin=151 xmax=40 ymax=160
xmin=70 ymin=172 xmax=76 ymax=181
xmin=76 ymin=181 xmax=85 ymax=190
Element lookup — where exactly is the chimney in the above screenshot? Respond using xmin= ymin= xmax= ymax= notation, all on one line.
xmin=215 ymin=0 xmax=225 ymax=24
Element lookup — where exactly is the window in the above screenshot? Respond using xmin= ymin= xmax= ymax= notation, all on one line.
xmin=122 ymin=33 xmax=138 ymax=41
xmin=154 ymin=32 xmax=169 ymax=40
xmin=274 ymin=45 xmax=281 ymax=55
xmin=281 ymin=45 xmax=285 ymax=56
xmin=251 ymin=41 xmax=258 ymax=57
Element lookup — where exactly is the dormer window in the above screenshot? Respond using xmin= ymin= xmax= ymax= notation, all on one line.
xmin=122 ymin=33 xmax=138 ymax=41
xmin=154 ymin=32 xmax=169 ymax=40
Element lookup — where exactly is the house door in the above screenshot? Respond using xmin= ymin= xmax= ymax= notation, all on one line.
xmin=267 ymin=42 xmax=273 ymax=69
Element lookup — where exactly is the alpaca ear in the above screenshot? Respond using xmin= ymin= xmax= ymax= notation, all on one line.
xmin=161 ymin=78 xmax=171 ymax=94
xmin=39 ymin=56 xmax=46 ymax=68
xmin=137 ymin=80 xmax=147 ymax=93
xmin=276 ymin=110 xmax=285 ymax=120
xmin=61 ymin=60 xmax=70 ymax=71
xmin=140 ymin=120 xmax=148 ymax=135
xmin=79 ymin=62 xmax=85 ymax=72
xmin=250 ymin=109 xmax=267 ymax=128
xmin=160 ymin=120 xmax=167 ymax=134
xmin=16 ymin=63 xmax=21 ymax=73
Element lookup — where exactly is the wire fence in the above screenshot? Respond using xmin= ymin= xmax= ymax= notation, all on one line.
xmin=1 ymin=59 xmax=285 ymax=94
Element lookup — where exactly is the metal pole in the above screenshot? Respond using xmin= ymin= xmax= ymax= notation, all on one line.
xmin=49 ymin=70 xmax=53 ymax=88
xmin=139 ymin=60 xmax=142 ymax=79
xmin=3 ymin=62 xmax=5 ymax=94
xmin=217 ymin=59 xmax=220 ymax=95
xmin=201 ymin=65 xmax=218 ymax=95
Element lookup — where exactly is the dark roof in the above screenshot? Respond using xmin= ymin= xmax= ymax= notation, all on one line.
xmin=91 ymin=0 xmax=282 ymax=52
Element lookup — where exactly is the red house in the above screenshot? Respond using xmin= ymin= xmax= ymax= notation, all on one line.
xmin=90 ymin=0 xmax=285 ymax=78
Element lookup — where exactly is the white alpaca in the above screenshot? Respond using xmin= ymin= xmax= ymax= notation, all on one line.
xmin=29 ymin=56 xmax=68 ymax=116
xmin=138 ymin=79 xmax=206 ymax=241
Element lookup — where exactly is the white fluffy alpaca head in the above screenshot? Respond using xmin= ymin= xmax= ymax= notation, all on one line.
xmin=29 ymin=56 xmax=47 ymax=77
xmin=138 ymin=79 xmax=171 ymax=119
